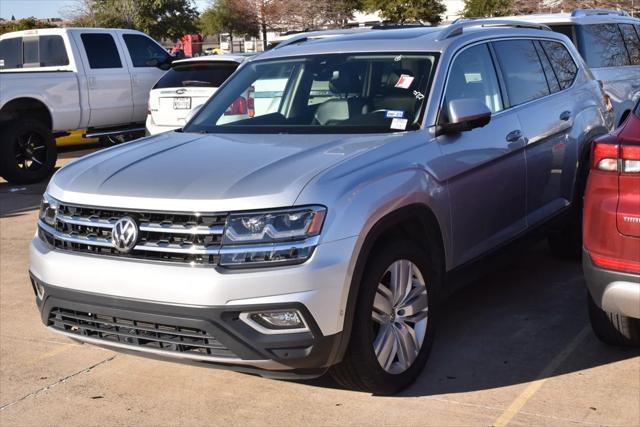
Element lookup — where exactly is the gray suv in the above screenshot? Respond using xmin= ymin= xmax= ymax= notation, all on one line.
xmin=30 ymin=20 xmax=611 ymax=394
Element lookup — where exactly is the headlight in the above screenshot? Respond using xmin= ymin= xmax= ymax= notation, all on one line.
xmin=220 ymin=206 xmax=326 ymax=268
xmin=223 ymin=206 xmax=326 ymax=245
xmin=39 ymin=193 xmax=58 ymax=226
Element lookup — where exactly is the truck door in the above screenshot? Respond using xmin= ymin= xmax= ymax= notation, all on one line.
xmin=73 ymin=31 xmax=133 ymax=127
xmin=119 ymin=33 xmax=171 ymax=123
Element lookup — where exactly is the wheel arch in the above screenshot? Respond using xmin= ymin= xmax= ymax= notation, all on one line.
xmin=331 ymin=203 xmax=446 ymax=365
xmin=0 ymin=97 xmax=53 ymax=130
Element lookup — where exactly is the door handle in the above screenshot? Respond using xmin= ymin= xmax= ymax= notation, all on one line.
xmin=559 ymin=110 xmax=572 ymax=121
xmin=506 ymin=129 xmax=523 ymax=142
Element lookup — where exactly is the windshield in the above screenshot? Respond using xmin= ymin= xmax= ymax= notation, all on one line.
xmin=153 ymin=61 xmax=239 ymax=89
xmin=185 ymin=52 xmax=437 ymax=134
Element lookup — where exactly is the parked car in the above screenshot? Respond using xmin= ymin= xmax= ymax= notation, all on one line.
xmin=583 ymin=99 xmax=640 ymax=347
xmin=499 ymin=9 xmax=640 ymax=127
xmin=0 ymin=27 xmax=176 ymax=184
xmin=146 ymin=55 xmax=249 ymax=135
xmin=30 ymin=21 xmax=611 ymax=394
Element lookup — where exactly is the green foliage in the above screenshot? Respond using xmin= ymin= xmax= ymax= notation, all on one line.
xmin=0 ymin=17 xmax=56 ymax=35
xmin=199 ymin=0 xmax=258 ymax=38
xmin=71 ymin=0 xmax=199 ymax=41
xmin=363 ymin=0 xmax=446 ymax=24
xmin=462 ymin=0 xmax=514 ymax=18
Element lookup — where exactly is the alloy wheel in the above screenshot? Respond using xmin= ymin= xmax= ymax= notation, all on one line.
xmin=371 ymin=259 xmax=429 ymax=374
xmin=15 ymin=131 xmax=47 ymax=171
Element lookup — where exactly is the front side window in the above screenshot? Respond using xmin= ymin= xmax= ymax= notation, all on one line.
xmin=153 ymin=61 xmax=239 ymax=89
xmin=493 ymin=40 xmax=549 ymax=106
xmin=81 ymin=33 xmax=122 ymax=69
xmin=442 ymin=43 xmax=503 ymax=122
xmin=539 ymin=40 xmax=577 ymax=90
xmin=577 ymin=24 xmax=630 ymax=68
xmin=186 ymin=53 xmax=437 ymax=134
xmin=619 ymin=24 xmax=640 ymax=65
xmin=122 ymin=34 xmax=170 ymax=67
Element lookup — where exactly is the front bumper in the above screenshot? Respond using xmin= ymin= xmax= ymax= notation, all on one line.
xmin=29 ymin=234 xmax=358 ymax=374
xmin=583 ymin=249 xmax=640 ymax=319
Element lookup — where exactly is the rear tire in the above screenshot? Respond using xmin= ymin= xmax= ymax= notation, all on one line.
xmin=330 ymin=240 xmax=440 ymax=394
xmin=588 ymin=292 xmax=640 ymax=347
xmin=0 ymin=119 xmax=57 ymax=184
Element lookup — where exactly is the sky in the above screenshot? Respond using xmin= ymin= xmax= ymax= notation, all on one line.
xmin=0 ymin=0 xmax=210 ymax=20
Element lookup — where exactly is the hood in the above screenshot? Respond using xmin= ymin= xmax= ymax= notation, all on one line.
xmin=49 ymin=130 xmax=400 ymax=212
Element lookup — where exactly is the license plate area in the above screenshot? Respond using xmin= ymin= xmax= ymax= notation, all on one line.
xmin=173 ymin=97 xmax=191 ymax=109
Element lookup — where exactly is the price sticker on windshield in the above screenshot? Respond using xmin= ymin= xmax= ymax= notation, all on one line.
xmin=390 ymin=118 xmax=408 ymax=130
xmin=395 ymin=74 xmax=415 ymax=89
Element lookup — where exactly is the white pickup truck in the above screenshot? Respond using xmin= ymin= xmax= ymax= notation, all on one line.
xmin=0 ymin=27 xmax=175 ymax=184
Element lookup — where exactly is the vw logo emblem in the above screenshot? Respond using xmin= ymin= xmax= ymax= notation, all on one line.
xmin=111 ymin=216 xmax=139 ymax=253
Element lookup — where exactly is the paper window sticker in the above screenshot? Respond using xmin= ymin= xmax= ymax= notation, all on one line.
xmin=390 ymin=118 xmax=408 ymax=130
xmin=395 ymin=74 xmax=415 ymax=89
xmin=385 ymin=110 xmax=405 ymax=119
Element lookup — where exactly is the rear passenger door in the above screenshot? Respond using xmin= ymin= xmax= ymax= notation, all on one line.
xmin=73 ymin=31 xmax=133 ymax=127
xmin=120 ymin=33 xmax=172 ymax=122
xmin=492 ymin=39 xmax=577 ymax=227
xmin=436 ymin=43 xmax=527 ymax=266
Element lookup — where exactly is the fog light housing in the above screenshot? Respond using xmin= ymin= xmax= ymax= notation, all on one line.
xmin=240 ymin=310 xmax=308 ymax=333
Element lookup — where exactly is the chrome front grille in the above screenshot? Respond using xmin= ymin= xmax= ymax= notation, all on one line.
xmin=38 ymin=203 xmax=227 ymax=265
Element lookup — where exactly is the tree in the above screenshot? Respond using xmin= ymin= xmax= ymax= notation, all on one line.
xmin=199 ymin=0 xmax=258 ymax=49
xmin=0 ymin=17 xmax=56 ymax=36
xmin=66 ymin=0 xmax=199 ymax=41
xmin=363 ymin=0 xmax=446 ymax=24
xmin=462 ymin=0 xmax=513 ymax=17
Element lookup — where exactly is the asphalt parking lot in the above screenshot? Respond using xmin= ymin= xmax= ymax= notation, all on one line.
xmin=1 ymin=147 xmax=639 ymax=427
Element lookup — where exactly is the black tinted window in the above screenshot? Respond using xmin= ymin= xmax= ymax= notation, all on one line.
xmin=443 ymin=43 xmax=503 ymax=119
xmin=122 ymin=34 xmax=169 ymax=67
xmin=619 ymin=24 xmax=640 ymax=65
xmin=549 ymin=24 xmax=576 ymax=44
xmin=39 ymin=35 xmax=69 ymax=67
xmin=577 ymin=24 xmax=630 ymax=68
xmin=540 ymin=40 xmax=577 ymax=90
xmin=493 ymin=40 xmax=549 ymax=106
xmin=534 ymin=41 xmax=560 ymax=93
xmin=154 ymin=62 xmax=239 ymax=88
xmin=81 ymin=33 xmax=122 ymax=69
xmin=0 ymin=37 xmax=22 ymax=69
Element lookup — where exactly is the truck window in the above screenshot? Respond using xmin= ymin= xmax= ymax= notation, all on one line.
xmin=122 ymin=34 xmax=170 ymax=67
xmin=0 ymin=35 xmax=68 ymax=69
xmin=81 ymin=33 xmax=122 ymax=69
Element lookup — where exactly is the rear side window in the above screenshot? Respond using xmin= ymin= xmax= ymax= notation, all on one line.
xmin=539 ymin=40 xmax=578 ymax=89
xmin=0 ymin=35 xmax=68 ymax=69
xmin=81 ymin=33 xmax=122 ymax=69
xmin=619 ymin=24 xmax=640 ymax=65
xmin=122 ymin=34 xmax=170 ymax=67
xmin=493 ymin=40 xmax=549 ymax=106
xmin=153 ymin=62 xmax=239 ymax=89
xmin=577 ymin=24 xmax=629 ymax=68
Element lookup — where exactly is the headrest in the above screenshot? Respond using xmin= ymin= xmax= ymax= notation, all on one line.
xmin=329 ymin=66 xmax=362 ymax=94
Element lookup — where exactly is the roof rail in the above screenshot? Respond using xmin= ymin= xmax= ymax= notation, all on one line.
xmin=437 ymin=19 xmax=552 ymax=40
xmin=571 ymin=8 xmax=630 ymax=17
xmin=272 ymin=28 xmax=370 ymax=50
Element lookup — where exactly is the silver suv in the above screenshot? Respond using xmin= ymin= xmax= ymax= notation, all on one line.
xmin=30 ymin=20 xmax=611 ymax=394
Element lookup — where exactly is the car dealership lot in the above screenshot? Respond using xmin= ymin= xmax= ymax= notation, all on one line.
xmin=1 ymin=148 xmax=638 ymax=427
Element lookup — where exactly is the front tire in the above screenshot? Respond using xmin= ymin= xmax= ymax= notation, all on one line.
xmin=588 ymin=292 xmax=640 ymax=347
xmin=331 ymin=240 xmax=439 ymax=394
xmin=0 ymin=119 xmax=57 ymax=184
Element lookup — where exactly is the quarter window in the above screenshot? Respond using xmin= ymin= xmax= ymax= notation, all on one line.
xmin=619 ymin=24 xmax=640 ymax=65
xmin=539 ymin=40 xmax=578 ymax=90
xmin=493 ymin=40 xmax=549 ymax=106
xmin=442 ymin=44 xmax=503 ymax=122
xmin=577 ymin=24 xmax=630 ymax=68
xmin=81 ymin=33 xmax=122 ymax=69
xmin=534 ymin=41 xmax=560 ymax=93
xmin=122 ymin=34 xmax=170 ymax=67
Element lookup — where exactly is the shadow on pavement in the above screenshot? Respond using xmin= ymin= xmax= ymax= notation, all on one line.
xmin=298 ymin=243 xmax=640 ymax=396
xmin=0 ymin=176 xmax=51 ymax=219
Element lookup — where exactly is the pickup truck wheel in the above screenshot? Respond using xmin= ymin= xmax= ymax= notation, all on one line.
xmin=330 ymin=240 xmax=438 ymax=394
xmin=588 ymin=292 xmax=640 ymax=347
xmin=0 ymin=119 xmax=56 ymax=184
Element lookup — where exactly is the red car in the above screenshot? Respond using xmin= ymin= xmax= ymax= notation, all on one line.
xmin=583 ymin=100 xmax=640 ymax=346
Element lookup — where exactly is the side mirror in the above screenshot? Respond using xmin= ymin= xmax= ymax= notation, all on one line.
xmin=437 ymin=99 xmax=491 ymax=136
xmin=184 ymin=104 xmax=203 ymax=124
